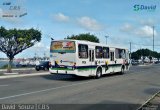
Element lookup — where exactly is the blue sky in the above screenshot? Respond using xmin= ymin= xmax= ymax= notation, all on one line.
xmin=0 ymin=0 xmax=160 ymax=58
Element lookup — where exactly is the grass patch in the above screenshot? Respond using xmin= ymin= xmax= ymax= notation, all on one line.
xmin=0 ymin=64 xmax=8 ymax=69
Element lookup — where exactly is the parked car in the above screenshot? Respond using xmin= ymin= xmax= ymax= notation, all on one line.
xmin=131 ymin=60 xmax=139 ymax=65
xmin=35 ymin=61 xmax=50 ymax=71
xmin=154 ymin=61 xmax=160 ymax=64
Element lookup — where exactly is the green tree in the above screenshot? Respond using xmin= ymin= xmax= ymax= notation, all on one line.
xmin=157 ymin=53 xmax=160 ymax=61
xmin=131 ymin=51 xmax=140 ymax=60
xmin=131 ymin=48 xmax=160 ymax=61
xmin=0 ymin=26 xmax=41 ymax=72
xmin=66 ymin=33 xmax=100 ymax=43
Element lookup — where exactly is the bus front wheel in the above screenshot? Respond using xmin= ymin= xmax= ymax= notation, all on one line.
xmin=95 ymin=68 xmax=102 ymax=79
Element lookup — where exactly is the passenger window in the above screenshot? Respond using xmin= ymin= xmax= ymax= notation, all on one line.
xmin=122 ymin=50 xmax=126 ymax=58
xmin=103 ymin=47 xmax=109 ymax=58
xmin=78 ymin=44 xmax=88 ymax=58
xmin=95 ymin=46 xmax=103 ymax=58
xmin=115 ymin=49 xmax=126 ymax=59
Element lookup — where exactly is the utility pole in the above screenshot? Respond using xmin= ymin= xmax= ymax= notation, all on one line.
xmin=105 ymin=36 xmax=109 ymax=45
xmin=34 ymin=53 xmax=37 ymax=60
xmin=44 ymin=52 xmax=46 ymax=60
xmin=129 ymin=42 xmax=132 ymax=64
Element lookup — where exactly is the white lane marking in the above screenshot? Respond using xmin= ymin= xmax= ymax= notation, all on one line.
xmin=0 ymin=85 xmax=9 ymax=87
xmin=0 ymin=80 xmax=93 ymax=100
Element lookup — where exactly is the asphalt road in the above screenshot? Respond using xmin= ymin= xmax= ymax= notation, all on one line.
xmin=0 ymin=64 xmax=160 ymax=110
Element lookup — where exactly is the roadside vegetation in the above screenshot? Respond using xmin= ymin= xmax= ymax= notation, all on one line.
xmin=0 ymin=27 xmax=42 ymax=73
xmin=131 ymin=49 xmax=160 ymax=61
xmin=66 ymin=33 xmax=100 ymax=43
xmin=0 ymin=64 xmax=8 ymax=69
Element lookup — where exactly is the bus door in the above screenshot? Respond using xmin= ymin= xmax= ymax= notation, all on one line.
xmin=89 ymin=49 xmax=95 ymax=75
xmin=110 ymin=51 xmax=114 ymax=61
xmin=110 ymin=51 xmax=115 ymax=72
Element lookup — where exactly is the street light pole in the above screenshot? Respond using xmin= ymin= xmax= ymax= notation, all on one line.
xmin=105 ymin=36 xmax=109 ymax=45
xmin=130 ymin=42 xmax=132 ymax=60
xmin=153 ymin=26 xmax=154 ymax=52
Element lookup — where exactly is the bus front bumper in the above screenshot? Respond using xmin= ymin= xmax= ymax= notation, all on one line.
xmin=49 ymin=68 xmax=76 ymax=75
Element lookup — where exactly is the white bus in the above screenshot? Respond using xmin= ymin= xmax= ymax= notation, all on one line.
xmin=49 ymin=40 xmax=130 ymax=78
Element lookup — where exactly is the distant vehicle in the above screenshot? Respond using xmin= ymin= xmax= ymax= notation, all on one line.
xmin=16 ymin=60 xmax=36 ymax=67
xmin=49 ymin=40 xmax=130 ymax=78
xmin=154 ymin=61 xmax=160 ymax=64
xmin=131 ymin=60 xmax=139 ymax=65
xmin=35 ymin=61 xmax=50 ymax=71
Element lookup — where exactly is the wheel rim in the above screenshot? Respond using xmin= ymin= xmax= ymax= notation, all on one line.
xmin=97 ymin=70 xmax=101 ymax=78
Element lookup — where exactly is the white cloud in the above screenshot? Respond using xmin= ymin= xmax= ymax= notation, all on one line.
xmin=120 ymin=23 xmax=157 ymax=37
xmin=33 ymin=42 xmax=45 ymax=48
xmin=120 ymin=23 xmax=133 ymax=32
xmin=52 ymin=14 xmax=104 ymax=31
xmin=32 ymin=42 xmax=50 ymax=51
xmin=53 ymin=13 xmax=69 ymax=22
xmin=0 ymin=8 xmax=3 ymax=19
xmin=139 ymin=19 xmax=155 ymax=26
xmin=77 ymin=16 xmax=103 ymax=31
xmin=17 ymin=42 xmax=50 ymax=58
xmin=0 ymin=8 xmax=2 ymax=15
xmin=46 ymin=46 xmax=50 ymax=50
xmin=135 ymin=25 xmax=157 ymax=37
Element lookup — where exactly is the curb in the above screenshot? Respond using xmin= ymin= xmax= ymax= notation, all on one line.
xmin=0 ymin=72 xmax=50 ymax=79
xmin=138 ymin=64 xmax=153 ymax=67
xmin=3 ymin=73 xmax=19 ymax=75
xmin=0 ymin=68 xmax=35 ymax=72
xmin=136 ymin=90 xmax=160 ymax=110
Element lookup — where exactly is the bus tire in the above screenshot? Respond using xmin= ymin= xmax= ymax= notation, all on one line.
xmin=95 ymin=68 xmax=102 ymax=79
xmin=120 ymin=66 xmax=125 ymax=75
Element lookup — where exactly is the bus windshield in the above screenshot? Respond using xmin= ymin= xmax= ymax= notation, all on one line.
xmin=50 ymin=41 xmax=76 ymax=53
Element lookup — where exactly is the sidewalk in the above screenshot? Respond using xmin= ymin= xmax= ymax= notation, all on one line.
xmin=0 ymin=68 xmax=35 ymax=72
xmin=137 ymin=91 xmax=160 ymax=110
xmin=0 ymin=72 xmax=49 ymax=79
xmin=138 ymin=63 xmax=153 ymax=67
xmin=0 ymin=68 xmax=50 ymax=79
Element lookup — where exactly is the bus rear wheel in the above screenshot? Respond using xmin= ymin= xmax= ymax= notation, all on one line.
xmin=95 ymin=68 xmax=102 ymax=79
xmin=120 ymin=66 xmax=125 ymax=75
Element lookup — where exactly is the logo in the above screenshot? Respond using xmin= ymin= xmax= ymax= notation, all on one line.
xmin=134 ymin=4 xmax=156 ymax=12
xmin=1 ymin=1 xmax=27 ymax=18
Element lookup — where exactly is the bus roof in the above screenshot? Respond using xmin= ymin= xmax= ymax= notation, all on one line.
xmin=52 ymin=39 xmax=128 ymax=50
